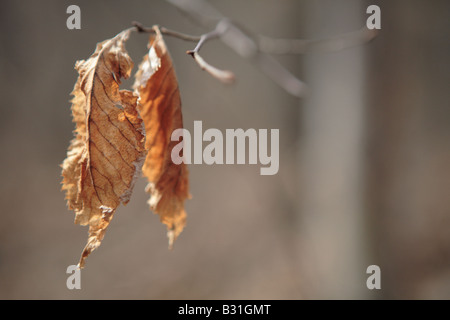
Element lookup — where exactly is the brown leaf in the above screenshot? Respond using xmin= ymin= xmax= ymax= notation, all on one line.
xmin=133 ymin=26 xmax=191 ymax=249
xmin=61 ymin=29 xmax=146 ymax=268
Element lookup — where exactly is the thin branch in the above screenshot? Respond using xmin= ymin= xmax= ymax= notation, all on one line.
xmin=132 ymin=20 xmax=234 ymax=83
xmin=166 ymin=0 xmax=309 ymax=97
xmin=131 ymin=21 xmax=149 ymax=33
xmin=186 ymin=19 xmax=235 ymax=83
xmin=159 ymin=26 xmax=201 ymax=42
xmin=188 ymin=52 xmax=235 ymax=83
xmin=134 ymin=0 xmax=379 ymax=98
xmin=166 ymin=0 xmax=379 ymax=97
xmin=187 ymin=28 xmax=221 ymax=53
xmin=132 ymin=21 xmax=200 ymax=42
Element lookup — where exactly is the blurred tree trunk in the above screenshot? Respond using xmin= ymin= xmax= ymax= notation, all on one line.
xmin=297 ymin=0 xmax=370 ymax=299
xmin=298 ymin=0 xmax=450 ymax=299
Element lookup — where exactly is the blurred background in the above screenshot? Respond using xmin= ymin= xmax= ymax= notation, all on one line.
xmin=0 ymin=0 xmax=448 ymax=299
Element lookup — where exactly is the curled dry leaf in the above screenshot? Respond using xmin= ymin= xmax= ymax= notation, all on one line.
xmin=133 ymin=26 xmax=191 ymax=249
xmin=61 ymin=29 xmax=146 ymax=268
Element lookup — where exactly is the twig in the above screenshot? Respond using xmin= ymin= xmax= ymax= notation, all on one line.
xmin=165 ymin=0 xmax=378 ymax=98
xmin=188 ymin=52 xmax=235 ymax=84
xmin=132 ymin=20 xmax=235 ymax=83
xmin=186 ymin=20 xmax=235 ymax=83
xmin=134 ymin=0 xmax=378 ymax=98
xmin=166 ymin=0 xmax=309 ymax=97
xmin=159 ymin=26 xmax=201 ymax=42
xmin=132 ymin=21 xmax=200 ymax=41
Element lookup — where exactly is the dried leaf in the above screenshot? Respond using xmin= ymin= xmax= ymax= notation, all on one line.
xmin=133 ymin=26 xmax=191 ymax=249
xmin=61 ymin=29 xmax=146 ymax=268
